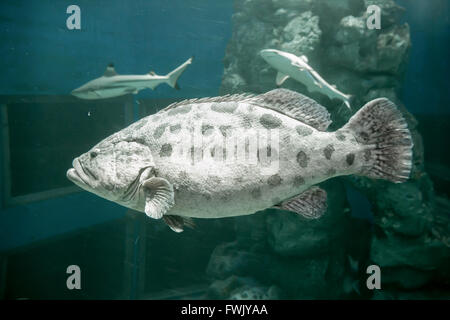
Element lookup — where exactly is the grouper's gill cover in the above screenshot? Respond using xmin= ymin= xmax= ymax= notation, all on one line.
xmin=67 ymin=139 xmax=154 ymax=202
xmin=67 ymin=88 xmax=413 ymax=233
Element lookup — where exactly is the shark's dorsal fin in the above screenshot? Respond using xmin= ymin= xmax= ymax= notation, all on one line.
xmin=148 ymin=70 xmax=156 ymax=76
xmin=103 ymin=63 xmax=118 ymax=77
xmin=250 ymin=88 xmax=332 ymax=131
xmin=300 ymin=55 xmax=309 ymax=63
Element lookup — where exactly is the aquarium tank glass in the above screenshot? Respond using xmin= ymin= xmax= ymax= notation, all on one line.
xmin=0 ymin=0 xmax=448 ymax=300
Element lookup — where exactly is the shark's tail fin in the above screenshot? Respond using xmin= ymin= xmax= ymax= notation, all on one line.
xmin=166 ymin=56 xmax=194 ymax=90
xmin=343 ymin=94 xmax=353 ymax=110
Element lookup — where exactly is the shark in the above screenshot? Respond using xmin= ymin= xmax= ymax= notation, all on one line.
xmin=260 ymin=49 xmax=352 ymax=109
xmin=71 ymin=57 xmax=193 ymax=100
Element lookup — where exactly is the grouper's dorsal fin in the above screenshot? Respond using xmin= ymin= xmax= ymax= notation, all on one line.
xmin=250 ymin=88 xmax=332 ymax=131
xmin=160 ymin=93 xmax=255 ymax=113
xmin=103 ymin=63 xmax=118 ymax=77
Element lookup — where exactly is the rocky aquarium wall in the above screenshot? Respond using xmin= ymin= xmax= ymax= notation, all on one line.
xmin=206 ymin=0 xmax=449 ymax=299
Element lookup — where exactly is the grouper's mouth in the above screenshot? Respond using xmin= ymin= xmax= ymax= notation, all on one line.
xmin=66 ymin=158 xmax=93 ymax=190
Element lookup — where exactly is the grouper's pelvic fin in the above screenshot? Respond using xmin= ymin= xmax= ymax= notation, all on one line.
xmin=166 ymin=56 xmax=194 ymax=90
xmin=143 ymin=177 xmax=175 ymax=219
xmin=142 ymin=177 xmax=195 ymax=233
xmin=342 ymin=98 xmax=413 ymax=183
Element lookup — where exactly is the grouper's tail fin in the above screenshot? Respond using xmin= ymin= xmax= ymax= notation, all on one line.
xmin=166 ymin=56 xmax=194 ymax=90
xmin=342 ymin=98 xmax=413 ymax=183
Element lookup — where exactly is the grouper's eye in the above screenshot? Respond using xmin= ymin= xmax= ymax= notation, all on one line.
xmin=90 ymin=151 xmax=98 ymax=159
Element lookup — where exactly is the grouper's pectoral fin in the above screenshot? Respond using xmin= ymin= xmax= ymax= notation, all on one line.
xmin=274 ymin=186 xmax=327 ymax=219
xmin=163 ymin=215 xmax=195 ymax=233
xmin=276 ymin=71 xmax=290 ymax=86
xmin=142 ymin=177 xmax=174 ymax=220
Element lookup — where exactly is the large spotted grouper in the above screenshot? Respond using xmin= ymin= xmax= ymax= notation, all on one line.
xmin=67 ymin=89 xmax=413 ymax=232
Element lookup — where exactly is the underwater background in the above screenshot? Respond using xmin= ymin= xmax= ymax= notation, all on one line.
xmin=0 ymin=0 xmax=448 ymax=299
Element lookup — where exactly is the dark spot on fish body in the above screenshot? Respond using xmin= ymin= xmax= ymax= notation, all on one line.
xmin=159 ymin=144 xmax=172 ymax=157
xmin=267 ymin=174 xmax=282 ymax=186
xmin=260 ymin=114 xmax=282 ymax=129
xmin=359 ymin=131 xmax=369 ymax=142
xmin=336 ymin=132 xmax=346 ymax=141
xmin=153 ymin=123 xmax=168 ymax=139
xmin=323 ymin=144 xmax=335 ymax=160
xmin=251 ymin=188 xmax=262 ymax=199
xmin=168 ymin=105 xmax=191 ymax=116
xmin=296 ymin=150 xmax=309 ymax=168
xmin=296 ymin=125 xmax=313 ymax=136
xmin=170 ymin=124 xmax=181 ymax=133
xmin=241 ymin=115 xmax=253 ymax=129
xmin=293 ymin=175 xmax=305 ymax=187
xmin=211 ymin=102 xmax=238 ymax=113
xmin=201 ymin=124 xmax=214 ymax=135
xmin=346 ymin=153 xmax=355 ymax=166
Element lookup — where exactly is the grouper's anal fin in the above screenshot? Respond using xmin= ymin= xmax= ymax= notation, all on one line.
xmin=163 ymin=215 xmax=195 ymax=233
xmin=273 ymin=186 xmax=327 ymax=219
xmin=142 ymin=177 xmax=174 ymax=220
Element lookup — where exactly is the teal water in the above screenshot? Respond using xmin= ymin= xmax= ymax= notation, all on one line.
xmin=0 ymin=0 xmax=448 ymax=300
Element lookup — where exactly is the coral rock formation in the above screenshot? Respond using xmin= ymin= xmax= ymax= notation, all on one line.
xmin=206 ymin=0 xmax=449 ymax=299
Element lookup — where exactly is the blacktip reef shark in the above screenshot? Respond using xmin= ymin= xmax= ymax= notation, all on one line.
xmin=71 ymin=57 xmax=193 ymax=100
xmin=260 ymin=49 xmax=352 ymax=109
